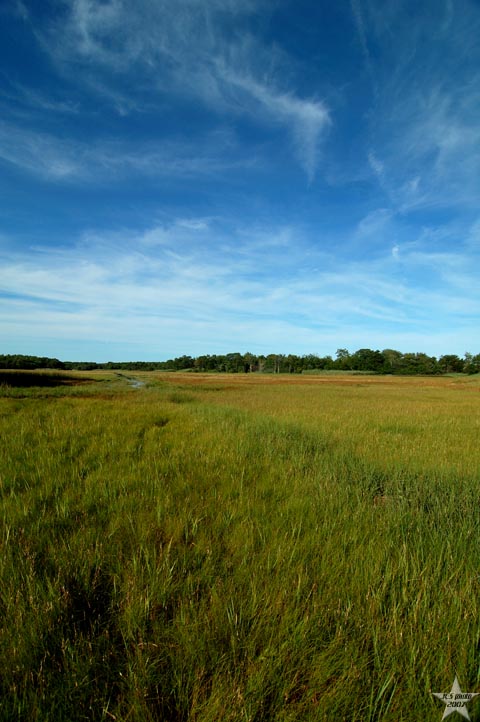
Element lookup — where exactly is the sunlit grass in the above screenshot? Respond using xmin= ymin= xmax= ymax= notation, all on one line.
xmin=1 ymin=371 xmax=480 ymax=720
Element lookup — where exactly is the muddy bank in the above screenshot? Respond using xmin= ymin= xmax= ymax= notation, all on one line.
xmin=0 ymin=371 xmax=94 ymax=388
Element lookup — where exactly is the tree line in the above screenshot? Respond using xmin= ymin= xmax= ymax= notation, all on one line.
xmin=1 ymin=350 xmax=480 ymax=375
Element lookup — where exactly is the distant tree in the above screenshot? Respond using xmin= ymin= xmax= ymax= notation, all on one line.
xmin=257 ymin=355 xmax=267 ymax=373
xmin=225 ymin=353 xmax=244 ymax=373
xmin=285 ymin=354 xmax=301 ymax=373
xmin=264 ymin=354 xmax=283 ymax=373
xmin=302 ymin=354 xmax=320 ymax=370
xmin=6 ymin=349 xmax=480 ymax=376
xmin=0 ymin=354 xmax=65 ymax=370
xmin=322 ymin=355 xmax=335 ymax=370
xmin=351 ymin=349 xmax=385 ymax=372
xmin=335 ymin=348 xmax=351 ymax=370
xmin=400 ymin=352 xmax=439 ymax=375
xmin=381 ymin=349 xmax=403 ymax=373
xmin=464 ymin=352 xmax=480 ymax=374
xmin=173 ymin=355 xmax=194 ymax=370
xmin=243 ymin=352 xmax=258 ymax=373
xmin=438 ymin=355 xmax=464 ymax=374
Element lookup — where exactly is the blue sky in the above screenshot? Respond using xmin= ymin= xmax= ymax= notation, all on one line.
xmin=1 ymin=0 xmax=479 ymax=361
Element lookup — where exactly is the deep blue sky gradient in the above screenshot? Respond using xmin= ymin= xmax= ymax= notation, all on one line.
xmin=1 ymin=0 xmax=479 ymax=361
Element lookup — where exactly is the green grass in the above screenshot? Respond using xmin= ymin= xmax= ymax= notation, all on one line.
xmin=1 ymin=371 xmax=480 ymax=720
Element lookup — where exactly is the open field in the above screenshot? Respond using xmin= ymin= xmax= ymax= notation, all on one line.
xmin=1 ymin=370 xmax=480 ymax=720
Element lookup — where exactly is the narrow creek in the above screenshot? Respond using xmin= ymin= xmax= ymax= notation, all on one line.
xmin=128 ymin=378 xmax=145 ymax=389
xmin=115 ymin=373 xmax=146 ymax=389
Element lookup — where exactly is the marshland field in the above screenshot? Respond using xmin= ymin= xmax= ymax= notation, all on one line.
xmin=2 ymin=370 xmax=480 ymax=721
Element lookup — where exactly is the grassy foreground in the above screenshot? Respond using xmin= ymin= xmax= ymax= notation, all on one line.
xmin=1 ymin=370 xmax=480 ymax=721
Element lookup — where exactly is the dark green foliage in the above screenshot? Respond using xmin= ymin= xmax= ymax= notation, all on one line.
xmin=3 ymin=349 xmax=480 ymax=375
xmin=0 ymin=354 xmax=65 ymax=370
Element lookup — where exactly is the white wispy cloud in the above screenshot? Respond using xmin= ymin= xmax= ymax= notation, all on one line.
xmin=214 ymin=67 xmax=330 ymax=182
xmin=367 ymin=152 xmax=384 ymax=180
xmin=354 ymin=208 xmax=391 ymax=239
xmin=349 ymin=1 xmax=480 ymax=212
xmin=2 ymin=216 xmax=480 ymax=358
xmin=0 ymin=123 xmax=81 ymax=179
xmin=350 ymin=0 xmax=377 ymax=97
xmin=0 ymin=121 xmax=252 ymax=181
xmin=0 ymin=78 xmax=80 ymax=116
xmin=33 ymin=0 xmax=330 ymax=180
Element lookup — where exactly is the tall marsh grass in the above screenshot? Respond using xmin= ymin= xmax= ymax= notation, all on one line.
xmin=1 ymin=371 xmax=480 ymax=720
